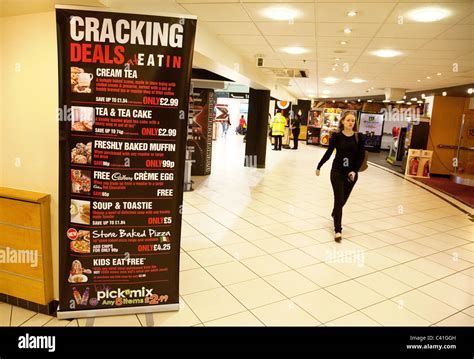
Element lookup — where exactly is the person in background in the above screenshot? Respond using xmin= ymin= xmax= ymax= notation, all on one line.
xmin=239 ymin=115 xmax=247 ymax=134
xmin=221 ymin=117 xmax=231 ymax=137
xmin=271 ymin=109 xmax=286 ymax=151
xmin=291 ymin=113 xmax=301 ymax=150
xmin=268 ymin=113 xmax=273 ymax=140
xmin=315 ymin=111 xmax=365 ymax=242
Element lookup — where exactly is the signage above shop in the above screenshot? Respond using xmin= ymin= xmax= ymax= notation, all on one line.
xmin=216 ymin=92 xmax=249 ymax=99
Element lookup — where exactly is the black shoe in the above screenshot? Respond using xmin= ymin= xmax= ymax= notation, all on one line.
xmin=334 ymin=233 xmax=342 ymax=243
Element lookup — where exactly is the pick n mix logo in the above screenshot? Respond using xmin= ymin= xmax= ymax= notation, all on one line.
xmin=96 ymin=287 xmax=168 ymax=306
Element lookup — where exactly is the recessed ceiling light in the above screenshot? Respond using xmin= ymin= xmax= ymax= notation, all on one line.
xmin=468 ymin=88 xmax=473 ymax=94
xmin=417 ymin=79 xmax=421 ymax=82
xmin=437 ymin=73 xmax=442 ymax=76
xmin=347 ymin=11 xmax=357 ymax=17
xmin=409 ymin=7 xmax=449 ymax=23
xmin=332 ymin=100 xmax=336 ymax=103
xmin=344 ymin=100 xmax=348 ymax=103
xmin=344 ymin=28 xmax=352 ymax=34
xmin=264 ymin=7 xmax=299 ymax=21
xmin=372 ymin=49 xmax=401 ymax=58
xmin=442 ymin=91 xmax=447 ymax=96
xmin=333 ymin=64 xmax=339 ymax=67
xmin=282 ymin=47 xmax=308 ymax=54
xmin=340 ymin=41 xmax=347 ymax=45
xmin=406 ymin=102 xmax=412 ymax=105
xmin=350 ymin=78 xmax=366 ymax=83
xmin=367 ymin=100 xmax=373 ymax=102
xmin=332 ymin=67 xmax=336 ymax=71
xmin=383 ymin=100 xmax=391 ymax=103
xmin=322 ymin=90 xmax=331 ymax=94
xmin=426 ymin=76 xmax=431 ymax=79
xmin=335 ymin=58 xmax=340 ymax=61
xmin=417 ymin=100 xmax=424 ymax=103
xmin=323 ymin=77 xmax=339 ymax=85
xmin=357 ymin=99 xmax=361 ymax=102
xmin=411 ymin=97 xmax=417 ymax=101
xmin=396 ymin=100 xmax=405 ymax=104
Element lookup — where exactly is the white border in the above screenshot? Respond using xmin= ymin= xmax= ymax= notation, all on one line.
xmin=57 ymin=303 xmax=179 ymax=320
xmin=55 ymin=4 xmax=197 ymax=20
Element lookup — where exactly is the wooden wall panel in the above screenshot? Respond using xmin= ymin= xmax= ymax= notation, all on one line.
xmin=427 ymin=96 xmax=466 ymax=175
xmin=0 ymin=187 xmax=53 ymax=305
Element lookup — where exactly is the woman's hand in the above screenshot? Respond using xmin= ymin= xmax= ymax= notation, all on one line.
xmin=315 ymin=169 xmax=320 ymax=176
xmin=348 ymin=171 xmax=356 ymax=182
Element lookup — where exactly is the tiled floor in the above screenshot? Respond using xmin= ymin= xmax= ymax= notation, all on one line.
xmin=1 ymin=134 xmax=473 ymax=327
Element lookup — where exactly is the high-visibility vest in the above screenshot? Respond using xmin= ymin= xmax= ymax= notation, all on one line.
xmin=271 ymin=113 xmax=286 ymax=136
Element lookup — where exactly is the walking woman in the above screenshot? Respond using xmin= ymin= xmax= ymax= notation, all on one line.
xmin=315 ymin=111 xmax=365 ymax=242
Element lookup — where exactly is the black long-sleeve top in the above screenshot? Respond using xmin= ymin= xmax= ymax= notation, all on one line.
xmin=317 ymin=131 xmax=365 ymax=174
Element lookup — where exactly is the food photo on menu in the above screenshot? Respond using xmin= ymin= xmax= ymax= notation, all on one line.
xmin=70 ymin=199 xmax=90 ymax=225
xmin=68 ymin=259 xmax=91 ymax=283
xmin=70 ymin=230 xmax=91 ymax=254
xmin=71 ymin=106 xmax=94 ymax=132
xmin=71 ymin=169 xmax=91 ymax=194
xmin=71 ymin=66 xmax=93 ymax=93
xmin=71 ymin=141 xmax=92 ymax=164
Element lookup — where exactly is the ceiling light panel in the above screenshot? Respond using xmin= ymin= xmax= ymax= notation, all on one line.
xmin=317 ymin=37 xmax=371 ymax=49
xmin=409 ymin=7 xmax=450 ymax=23
xmin=372 ymin=49 xmax=402 ymax=58
xmin=316 ymin=23 xmax=379 ymax=38
xmin=244 ymin=3 xmax=315 ymax=22
xmin=386 ymin=3 xmax=472 ymax=25
xmin=316 ymin=3 xmax=394 ymax=23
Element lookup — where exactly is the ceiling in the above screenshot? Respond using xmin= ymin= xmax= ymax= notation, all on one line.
xmin=2 ymin=0 xmax=473 ymax=100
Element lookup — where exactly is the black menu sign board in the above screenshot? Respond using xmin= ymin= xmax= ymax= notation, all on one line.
xmin=56 ymin=6 xmax=196 ymax=319
xmin=188 ymin=88 xmax=214 ymax=176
